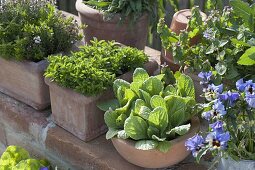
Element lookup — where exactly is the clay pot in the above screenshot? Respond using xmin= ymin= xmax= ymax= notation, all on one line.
xmin=112 ymin=117 xmax=200 ymax=168
xmin=161 ymin=9 xmax=207 ymax=69
xmin=184 ymin=67 xmax=204 ymax=103
xmin=45 ymin=59 xmax=158 ymax=142
xmin=75 ymin=0 xmax=149 ymax=50
xmin=0 ymin=58 xmax=50 ymax=110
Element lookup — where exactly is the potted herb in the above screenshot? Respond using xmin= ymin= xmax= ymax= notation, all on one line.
xmin=161 ymin=9 xmax=207 ymax=71
xmin=186 ymin=72 xmax=255 ymax=169
xmin=0 ymin=0 xmax=81 ymax=110
xmin=158 ymin=0 xmax=255 ymax=90
xmin=75 ymin=0 xmax=166 ymax=50
xmin=0 ymin=145 xmax=50 ymax=169
xmin=99 ymin=67 xmax=201 ymax=168
xmin=44 ymin=39 xmax=158 ymax=142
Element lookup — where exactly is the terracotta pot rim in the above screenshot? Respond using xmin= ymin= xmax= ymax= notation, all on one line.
xmin=112 ymin=116 xmax=200 ymax=150
xmin=75 ymin=0 xmax=148 ymax=23
xmin=173 ymin=8 xmax=207 ymax=24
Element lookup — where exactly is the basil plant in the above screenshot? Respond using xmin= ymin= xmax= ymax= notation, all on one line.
xmin=99 ymin=67 xmax=200 ymax=153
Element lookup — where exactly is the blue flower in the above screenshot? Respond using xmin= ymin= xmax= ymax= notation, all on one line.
xmin=202 ymin=100 xmax=226 ymax=121
xmin=210 ymin=121 xmax=224 ymax=133
xmin=40 ymin=168 xmax=49 ymax=170
xmin=198 ymin=71 xmax=212 ymax=88
xmin=246 ymin=93 xmax=255 ymax=108
xmin=236 ymin=79 xmax=247 ymax=91
xmin=236 ymin=79 xmax=255 ymax=94
xmin=203 ymin=28 xmax=215 ymax=40
xmin=219 ymin=91 xmax=239 ymax=106
xmin=185 ymin=134 xmax=205 ymax=157
xmin=206 ymin=131 xmax=230 ymax=150
xmin=204 ymin=84 xmax=223 ymax=101
xmin=202 ymin=111 xmax=212 ymax=121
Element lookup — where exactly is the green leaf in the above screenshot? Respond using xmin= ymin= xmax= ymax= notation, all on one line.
xmin=215 ymin=62 xmax=227 ymax=75
xmin=134 ymin=99 xmax=146 ymax=113
xmin=166 ymin=123 xmax=191 ymax=136
xmin=206 ymin=44 xmax=216 ymax=54
xmin=138 ymin=106 xmax=151 ymax=120
xmin=97 ymin=99 xmax=119 ymax=111
xmin=130 ymin=82 xmax=142 ymax=97
xmin=152 ymin=135 xmax=166 ymax=142
xmin=104 ymin=109 xmax=119 ymax=129
xmin=230 ymin=0 xmax=253 ymax=29
xmin=163 ymin=85 xmax=177 ymax=97
xmin=0 ymin=146 xmax=30 ymax=168
xmin=237 ymin=46 xmax=255 ymax=65
xmin=124 ymin=116 xmax=148 ymax=140
xmin=231 ymin=38 xmax=251 ymax=47
xmin=148 ymin=107 xmax=168 ymax=133
xmin=113 ymin=79 xmax=130 ymax=96
xmin=135 ymin=140 xmax=158 ymax=150
xmin=165 ymin=96 xmax=186 ymax=127
xmin=147 ymin=125 xmax=160 ymax=138
xmin=150 ymin=95 xmax=166 ymax=110
xmin=139 ymin=89 xmax=151 ymax=105
xmin=155 ymin=74 xmax=165 ymax=81
xmin=13 ymin=159 xmax=42 ymax=170
xmin=106 ymin=128 xmax=119 ymax=140
xmin=176 ymin=74 xmax=195 ymax=98
xmin=117 ymin=130 xmax=129 ymax=139
xmin=116 ymin=114 xmax=128 ymax=127
xmin=219 ymin=40 xmax=229 ymax=47
xmin=133 ymin=68 xmax=149 ymax=82
xmin=157 ymin=141 xmax=171 ymax=153
xmin=142 ymin=77 xmax=164 ymax=96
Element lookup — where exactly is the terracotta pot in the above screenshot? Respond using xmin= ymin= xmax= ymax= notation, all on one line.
xmin=75 ymin=0 xmax=149 ymax=50
xmin=45 ymin=59 xmax=158 ymax=142
xmin=161 ymin=9 xmax=207 ymax=68
xmin=0 ymin=58 xmax=50 ymax=110
xmin=184 ymin=67 xmax=204 ymax=103
xmin=112 ymin=117 xmax=200 ymax=168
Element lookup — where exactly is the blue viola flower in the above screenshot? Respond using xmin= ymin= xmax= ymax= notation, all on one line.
xmin=219 ymin=91 xmax=239 ymax=106
xmin=185 ymin=134 xmax=205 ymax=157
xmin=202 ymin=100 xmax=226 ymax=121
xmin=198 ymin=71 xmax=212 ymax=88
xmin=236 ymin=79 xmax=247 ymax=91
xmin=40 ymin=168 xmax=49 ymax=170
xmin=210 ymin=121 xmax=224 ymax=133
xmin=206 ymin=131 xmax=230 ymax=150
xmin=204 ymin=84 xmax=223 ymax=101
xmin=202 ymin=111 xmax=212 ymax=121
xmin=246 ymin=93 xmax=255 ymax=108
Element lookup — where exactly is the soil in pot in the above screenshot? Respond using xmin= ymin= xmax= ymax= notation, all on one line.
xmin=75 ymin=0 xmax=149 ymax=50
xmin=111 ymin=117 xmax=200 ymax=168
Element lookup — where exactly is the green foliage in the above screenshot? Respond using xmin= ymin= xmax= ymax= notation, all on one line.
xmin=83 ymin=0 xmax=171 ymax=31
xmin=45 ymin=39 xmax=148 ymax=96
xmin=158 ymin=1 xmax=255 ymax=85
xmin=0 ymin=146 xmax=50 ymax=170
xmin=0 ymin=0 xmax=81 ymax=61
xmin=100 ymin=68 xmax=198 ymax=153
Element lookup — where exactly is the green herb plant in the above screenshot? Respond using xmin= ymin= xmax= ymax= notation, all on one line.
xmin=83 ymin=0 xmax=175 ymax=30
xmin=0 ymin=145 xmax=50 ymax=169
xmin=158 ymin=0 xmax=255 ymax=85
xmin=99 ymin=67 xmax=200 ymax=153
xmin=45 ymin=39 xmax=148 ymax=96
xmin=0 ymin=0 xmax=82 ymax=62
